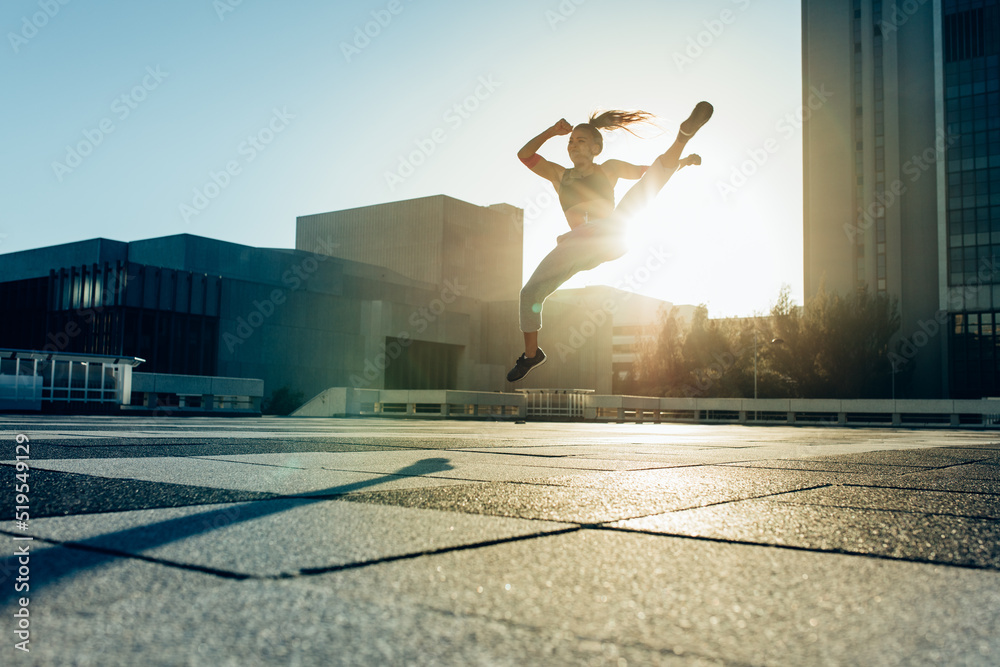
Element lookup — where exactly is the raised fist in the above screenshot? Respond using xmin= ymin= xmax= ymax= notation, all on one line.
xmin=551 ymin=118 xmax=573 ymax=135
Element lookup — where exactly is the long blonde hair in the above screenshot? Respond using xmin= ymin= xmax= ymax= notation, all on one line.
xmin=576 ymin=110 xmax=655 ymax=152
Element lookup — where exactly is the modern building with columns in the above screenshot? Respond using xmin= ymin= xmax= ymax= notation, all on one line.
xmin=0 ymin=195 xmax=673 ymax=406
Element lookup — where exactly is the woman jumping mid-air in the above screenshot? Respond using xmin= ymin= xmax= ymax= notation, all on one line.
xmin=506 ymin=101 xmax=713 ymax=382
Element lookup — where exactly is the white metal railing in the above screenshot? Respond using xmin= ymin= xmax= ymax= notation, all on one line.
xmin=292 ymin=387 xmax=1000 ymax=429
xmin=0 ymin=349 xmax=143 ymax=410
xmin=516 ymin=389 xmax=594 ymax=419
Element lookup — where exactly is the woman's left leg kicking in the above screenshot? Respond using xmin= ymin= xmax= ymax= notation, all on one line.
xmin=615 ymin=101 xmax=712 ymax=220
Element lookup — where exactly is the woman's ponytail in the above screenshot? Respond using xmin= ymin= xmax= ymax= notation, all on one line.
xmin=577 ymin=109 xmax=655 ymax=152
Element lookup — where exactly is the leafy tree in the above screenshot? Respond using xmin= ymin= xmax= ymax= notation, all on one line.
xmin=773 ymin=285 xmax=901 ymax=398
xmin=633 ymin=306 xmax=688 ymax=396
xmin=635 ymin=284 xmax=903 ymax=399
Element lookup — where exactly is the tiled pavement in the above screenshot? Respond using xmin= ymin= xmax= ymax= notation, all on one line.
xmin=1 ymin=416 xmax=998 ymax=665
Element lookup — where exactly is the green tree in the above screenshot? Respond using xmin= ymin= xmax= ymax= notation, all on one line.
xmin=680 ymin=306 xmax=745 ymax=398
xmin=633 ymin=306 xmax=687 ymax=396
xmin=636 ymin=284 xmax=904 ymax=399
xmin=770 ymin=285 xmax=901 ymax=398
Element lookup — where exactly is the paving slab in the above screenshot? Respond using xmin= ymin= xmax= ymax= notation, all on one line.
xmin=9 ymin=558 xmax=724 ymax=667
xmin=16 ymin=499 xmax=573 ymax=578
xmin=299 ymin=528 xmax=1000 ymax=667
xmin=195 ymin=448 xmax=662 ymax=478
xmin=0 ymin=466 xmax=279 ymax=517
xmin=613 ymin=500 xmax=1000 ymax=568
xmin=12 ymin=455 xmax=471 ymax=497
xmin=2 ymin=416 xmax=1000 ymax=665
xmin=719 ymin=459 xmax=932 ymax=475
xmin=864 ymin=472 xmax=1000 ymax=495
xmin=804 ymin=448 xmax=1000 ymax=467
xmin=768 ymin=484 xmax=1000 ymax=519
xmin=347 ymin=465 xmax=884 ymax=524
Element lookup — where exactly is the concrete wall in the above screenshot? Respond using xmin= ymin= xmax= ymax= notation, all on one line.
xmin=894 ymin=3 xmax=945 ymax=397
xmin=295 ymin=194 xmax=524 ymax=303
xmin=802 ymin=0 xmax=946 ymax=397
xmin=802 ymin=0 xmax=857 ymax=299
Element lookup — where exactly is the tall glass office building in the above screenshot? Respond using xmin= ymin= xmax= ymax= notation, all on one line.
xmin=942 ymin=0 xmax=1000 ymax=397
xmin=803 ymin=0 xmax=999 ymax=398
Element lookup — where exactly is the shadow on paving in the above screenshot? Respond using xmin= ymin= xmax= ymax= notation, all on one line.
xmin=0 ymin=458 xmax=454 ymax=607
xmin=0 ymin=438 xmax=389 ymax=460
xmin=0 ymin=467 xmax=281 ymax=518
xmin=345 ymin=446 xmax=1000 ymax=570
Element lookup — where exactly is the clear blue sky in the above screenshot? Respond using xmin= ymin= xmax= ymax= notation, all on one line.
xmin=2 ymin=0 xmax=803 ymax=317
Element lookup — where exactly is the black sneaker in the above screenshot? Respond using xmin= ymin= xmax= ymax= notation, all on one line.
xmin=679 ymin=101 xmax=713 ymax=137
xmin=506 ymin=348 xmax=546 ymax=382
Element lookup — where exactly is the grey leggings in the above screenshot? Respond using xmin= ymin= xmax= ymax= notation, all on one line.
xmin=519 ymin=217 xmax=628 ymax=332
xmin=518 ymin=150 xmax=685 ymax=332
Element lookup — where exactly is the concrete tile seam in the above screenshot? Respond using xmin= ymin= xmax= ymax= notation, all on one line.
xmin=718 ymin=462 xmax=928 ymax=474
xmin=907 ymin=460 xmax=1000 ymax=473
xmin=187 ymin=456 xmax=314 ymax=470
xmin=0 ymin=529 xmax=252 ymax=580
xmin=583 ymin=484 xmax=839 ymax=526
xmin=736 ymin=455 xmax=943 ymax=465
xmin=594 ymin=525 xmax=1000 ymax=572
xmin=291 ymin=526 xmax=585 ymax=579
xmin=312 ymin=464 xmax=617 ymax=479
xmin=0 ymin=525 xmax=586 ymax=583
xmin=450 ymin=449 xmax=575 ymax=459
xmin=841 ymin=482 xmax=1000 ymax=497
xmin=756 ymin=497 xmax=1000 ymax=522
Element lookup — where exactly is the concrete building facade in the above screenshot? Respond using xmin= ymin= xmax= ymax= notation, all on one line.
xmin=802 ymin=0 xmax=1000 ymax=397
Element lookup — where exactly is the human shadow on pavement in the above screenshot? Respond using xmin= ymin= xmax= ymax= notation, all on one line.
xmin=0 ymin=457 xmax=454 ymax=607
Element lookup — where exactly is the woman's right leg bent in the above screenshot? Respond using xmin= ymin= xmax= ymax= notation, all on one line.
xmin=519 ymin=225 xmax=625 ymax=332
xmin=519 ymin=241 xmax=586 ymax=333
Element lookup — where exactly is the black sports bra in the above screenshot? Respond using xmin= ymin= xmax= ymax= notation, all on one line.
xmin=558 ymin=165 xmax=614 ymax=212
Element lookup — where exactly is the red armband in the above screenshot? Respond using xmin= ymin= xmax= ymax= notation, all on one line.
xmin=519 ymin=153 xmax=541 ymax=169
